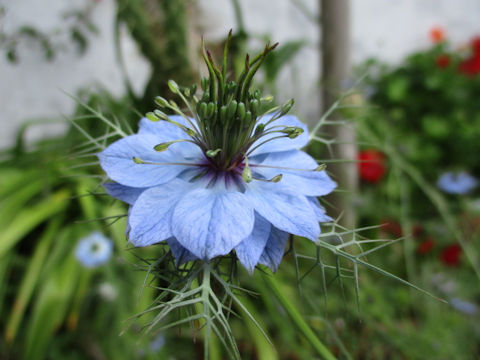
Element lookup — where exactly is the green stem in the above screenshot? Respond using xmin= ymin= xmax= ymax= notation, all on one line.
xmin=262 ymin=274 xmax=336 ymax=360
xmin=202 ymin=263 xmax=212 ymax=359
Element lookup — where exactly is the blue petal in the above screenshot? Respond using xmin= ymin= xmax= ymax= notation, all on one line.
xmin=103 ymin=183 xmax=146 ymax=205
xmin=259 ymin=227 xmax=290 ymax=271
xmin=245 ymin=181 xmax=320 ymax=240
xmin=250 ymin=114 xmax=309 ymax=156
xmin=98 ymin=134 xmax=199 ymax=187
xmin=251 ymin=150 xmax=337 ymax=196
xmin=128 ymin=179 xmax=190 ymax=247
xmin=172 ymin=188 xmax=255 ymax=260
xmin=166 ymin=237 xmax=197 ymax=265
xmin=234 ymin=214 xmax=271 ymax=273
xmin=308 ymin=197 xmax=333 ymax=222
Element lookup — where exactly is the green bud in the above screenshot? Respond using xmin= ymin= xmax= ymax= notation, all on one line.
xmin=281 ymin=126 xmax=304 ymax=139
xmin=227 ymin=100 xmax=238 ymax=119
xmin=250 ymin=99 xmax=260 ymax=117
xmin=154 ymin=142 xmax=172 ymax=152
xmin=206 ymin=148 xmax=222 ymax=157
xmin=153 ymin=110 xmax=169 ymax=121
xmin=201 ymin=77 xmax=208 ymax=91
xmin=146 ymin=112 xmax=159 ymax=122
xmin=270 ymin=174 xmax=283 ymax=183
xmin=133 ymin=157 xmax=144 ymax=164
xmin=279 ymin=98 xmax=294 ymax=116
xmin=155 ymin=96 xmax=169 ymax=108
xmin=254 ymin=123 xmax=265 ymax=136
xmin=245 ymin=111 xmax=252 ymax=124
xmin=168 ymin=79 xmax=179 ymax=94
xmin=316 ymin=164 xmax=327 ymax=171
xmin=220 ymin=105 xmax=228 ymax=120
xmin=237 ymin=102 xmax=246 ymax=121
xmin=198 ymin=102 xmax=208 ymax=119
xmin=242 ymin=165 xmax=252 ymax=183
xmin=206 ymin=102 xmax=215 ymax=118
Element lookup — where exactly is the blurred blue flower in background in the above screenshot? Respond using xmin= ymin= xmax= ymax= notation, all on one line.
xmin=75 ymin=232 xmax=113 ymax=268
xmin=99 ymin=114 xmax=336 ymax=273
xmin=436 ymin=171 xmax=478 ymax=194
xmin=450 ymin=298 xmax=478 ymax=315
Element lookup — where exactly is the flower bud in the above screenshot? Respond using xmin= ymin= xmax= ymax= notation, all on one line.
xmin=270 ymin=174 xmax=283 ymax=183
xmin=146 ymin=112 xmax=159 ymax=122
xmin=155 ymin=96 xmax=169 ymax=108
xmin=237 ymin=102 xmax=246 ymax=121
xmin=227 ymin=100 xmax=238 ymax=119
xmin=206 ymin=102 xmax=215 ymax=118
xmin=154 ymin=142 xmax=172 ymax=152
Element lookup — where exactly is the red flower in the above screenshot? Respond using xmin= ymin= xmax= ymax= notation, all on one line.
xmin=459 ymin=54 xmax=480 ymax=75
xmin=417 ymin=237 xmax=435 ymax=254
xmin=435 ymin=54 xmax=450 ymax=69
xmin=440 ymin=244 xmax=462 ymax=266
xmin=470 ymin=36 xmax=480 ymax=55
xmin=381 ymin=219 xmax=402 ymax=238
xmin=412 ymin=224 xmax=424 ymax=238
xmin=429 ymin=26 xmax=446 ymax=43
xmin=357 ymin=150 xmax=386 ymax=183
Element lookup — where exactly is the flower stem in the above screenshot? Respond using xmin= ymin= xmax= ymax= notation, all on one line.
xmin=262 ymin=274 xmax=336 ymax=360
xmin=202 ymin=263 xmax=212 ymax=359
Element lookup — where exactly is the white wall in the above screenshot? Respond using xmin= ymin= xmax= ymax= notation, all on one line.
xmin=1 ymin=0 xmax=480 ymax=148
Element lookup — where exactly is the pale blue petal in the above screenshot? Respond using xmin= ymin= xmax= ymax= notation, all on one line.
xmin=308 ymin=197 xmax=333 ymax=222
xmin=138 ymin=116 xmax=202 ymax=158
xmin=259 ymin=227 xmax=289 ymax=271
xmin=98 ymin=134 xmax=199 ymax=187
xmin=128 ymin=179 xmax=191 ymax=247
xmin=103 ymin=183 xmax=146 ymax=205
xmin=245 ymin=181 xmax=320 ymax=240
xmin=172 ymin=189 xmax=255 ymax=260
xmin=166 ymin=237 xmax=197 ymax=265
xmin=250 ymin=114 xmax=309 ymax=156
xmin=251 ymin=150 xmax=337 ymax=196
xmin=234 ymin=214 xmax=271 ymax=273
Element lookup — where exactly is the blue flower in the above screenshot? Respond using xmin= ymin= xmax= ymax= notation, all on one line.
xmin=450 ymin=298 xmax=478 ymax=315
xmin=75 ymin=231 xmax=113 ymax=268
xmin=437 ymin=171 xmax=478 ymax=194
xmin=98 ymin=39 xmax=336 ymax=273
xmin=99 ymin=114 xmax=335 ymax=272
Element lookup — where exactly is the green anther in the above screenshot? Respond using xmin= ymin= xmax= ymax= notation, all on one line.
xmin=270 ymin=174 xmax=283 ymax=183
xmin=146 ymin=112 xmax=159 ymax=122
xmin=206 ymin=149 xmax=222 ymax=157
xmin=206 ymin=102 xmax=215 ymax=118
xmin=154 ymin=142 xmax=172 ymax=152
xmin=168 ymin=79 xmax=180 ymax=94
xmin=155 ymin=96 xmax=169 ymax=108
xmin=254 ymin=123 xmax=265 ymax=136
xmin=227 ymin=100 xmax=238 ymax=119
xmin=133 ymin=157 xmax=144 ymax=164
xmin=262 ymin=95 xmax=274 ymax=103
xmin=316 ymin=164 xmax=327 ymax=171
xmin=237 ymin=102 xmax=246 ymax=121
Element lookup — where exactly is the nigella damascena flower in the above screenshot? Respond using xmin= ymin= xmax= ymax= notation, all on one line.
xmin=75 ymin=231 xmax=113 ymax=268
xmin=98 ymin=36 xmax=336 ymax=273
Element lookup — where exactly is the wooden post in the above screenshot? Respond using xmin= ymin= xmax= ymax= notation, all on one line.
xmin=321 ymin=0 xmax=358 ymax=229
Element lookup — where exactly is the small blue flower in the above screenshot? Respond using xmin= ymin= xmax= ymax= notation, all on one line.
xmin=75 ymin=232 xmax=113 ymax=268
xmin=437 ymin=171 xmax=478 ymax=194
xmin=450 ymin=298 xmax=478 ymax=315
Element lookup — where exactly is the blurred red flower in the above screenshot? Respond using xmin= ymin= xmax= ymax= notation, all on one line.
xmin=417 ymin=237 xmax=435 ymax=254
xmin=357 ymin=150 xmax=386 ymax=183
xmin=440 ymin=244 xmax=462 ymax=266
xmin=471 ymin=36 xmax=480 ymax=55
xmin=435 ymin=54 xmax=450 ymax=69
xmin=381 ymin=219 xmax=402 ymax=238
xmin=429 ymin=26 xmax=446 ymax=43
xmin=459 ymin=55 xmax=480 ymax=75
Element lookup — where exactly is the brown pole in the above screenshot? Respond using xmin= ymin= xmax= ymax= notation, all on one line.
xmin=321 ymin=0 xmax=358 ymax=229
